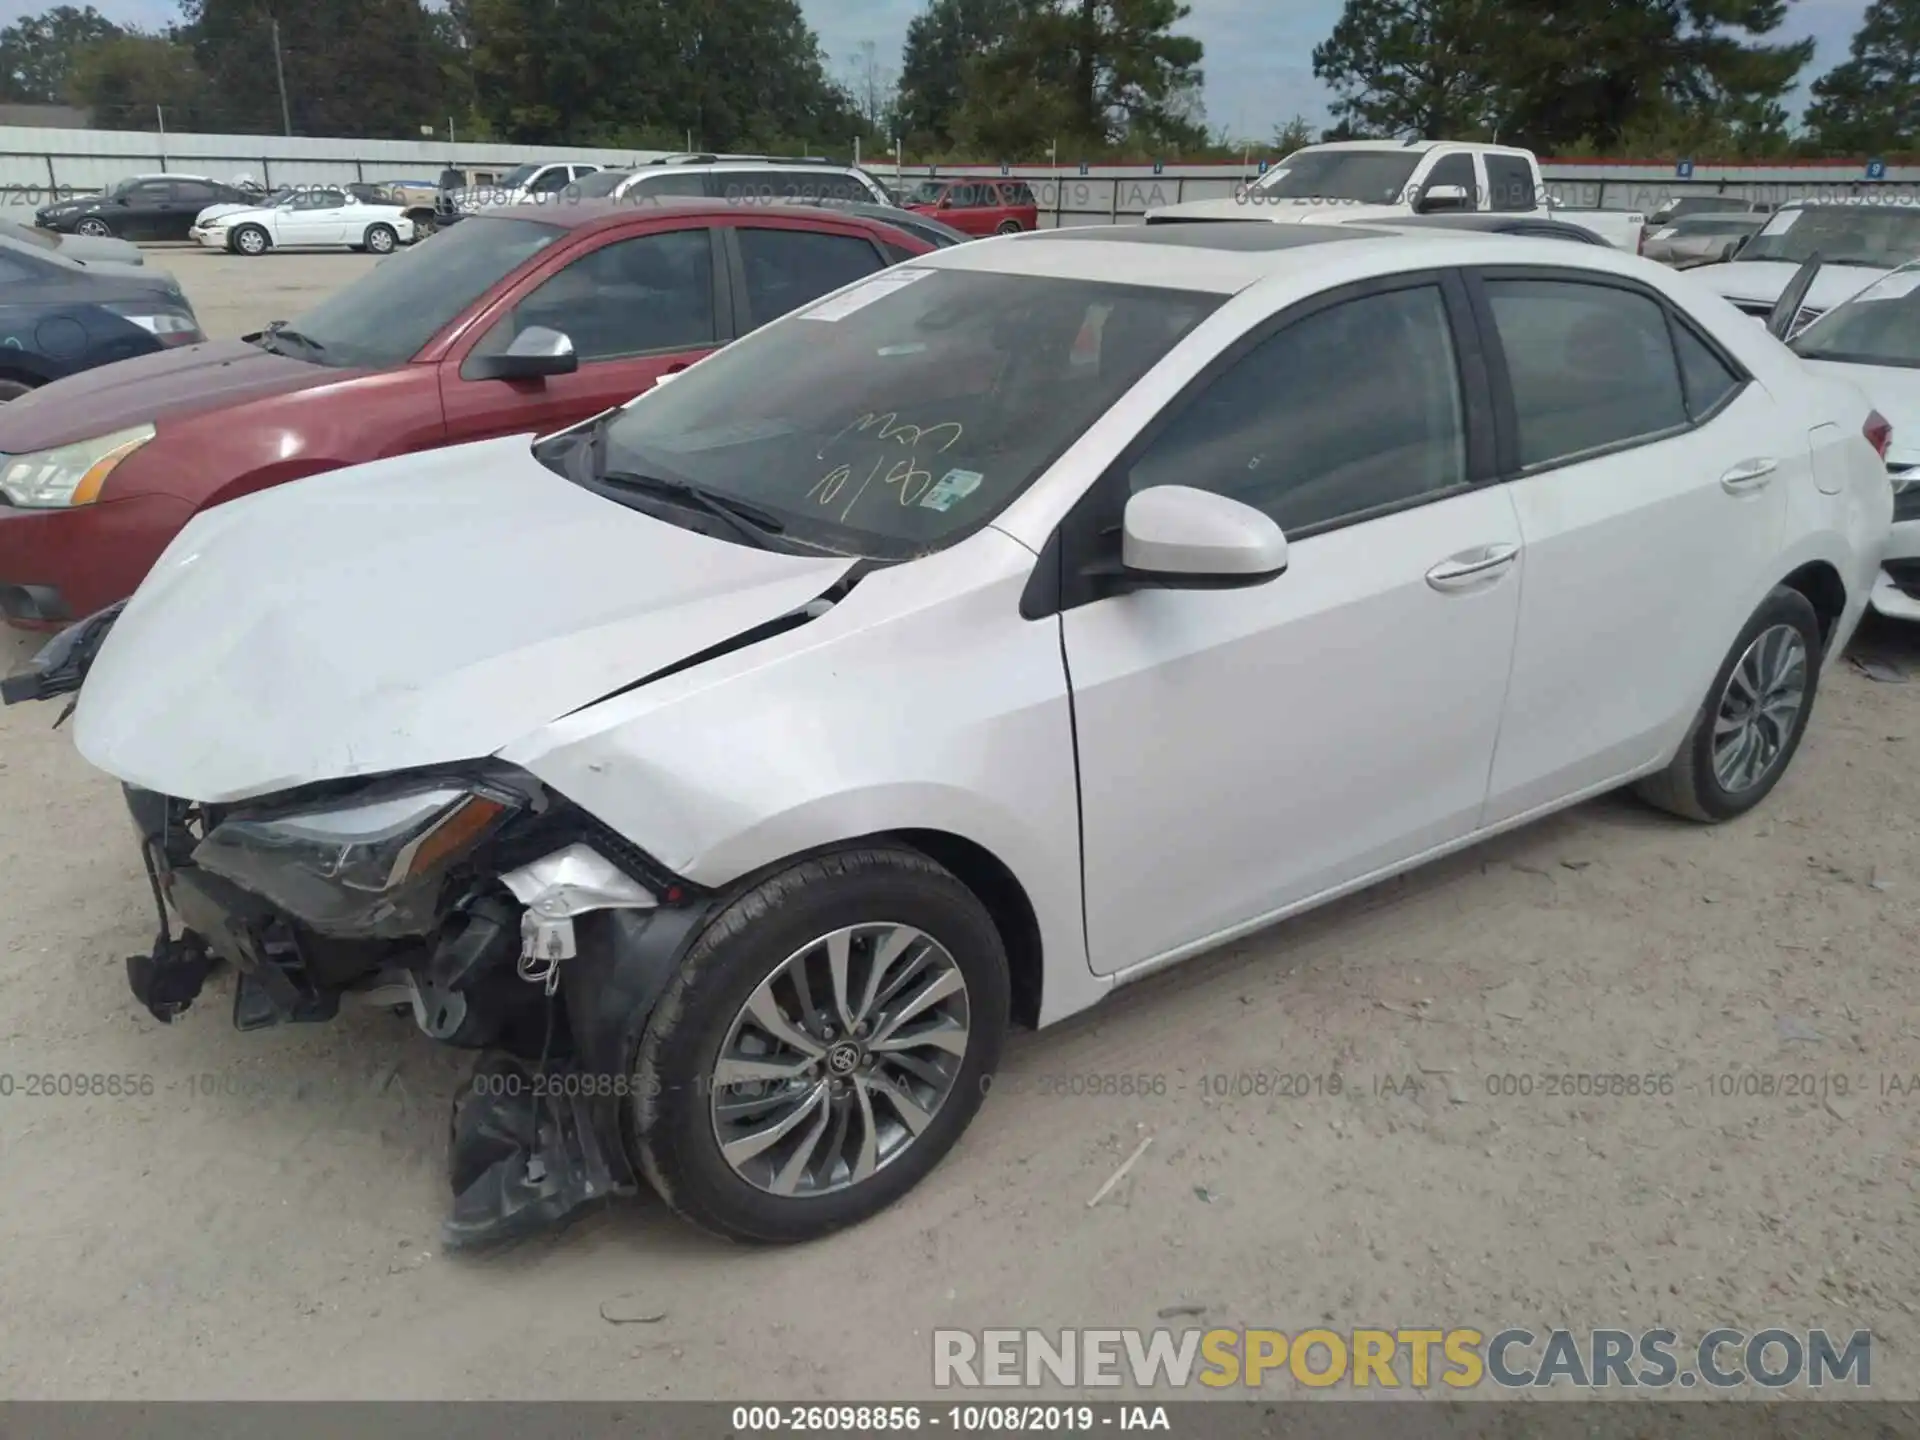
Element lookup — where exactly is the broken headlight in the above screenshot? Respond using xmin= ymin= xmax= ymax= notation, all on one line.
xmin=192 ymin=783 xmax=518 ymax=939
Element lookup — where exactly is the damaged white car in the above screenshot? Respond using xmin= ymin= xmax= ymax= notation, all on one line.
xmin=3 ymin=224 xmax=1893 ymax=1247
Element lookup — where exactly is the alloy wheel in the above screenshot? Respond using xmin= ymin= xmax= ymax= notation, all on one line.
xmin=368 ymin=226 xmax=396 ymax=253
xmin=76 ymin=218 xmax=110 ymax=237
xmin=1711 ymin=622 xmax=1808 ymax=793
xmin=708 ymin=923 xmax=971 ymax=1198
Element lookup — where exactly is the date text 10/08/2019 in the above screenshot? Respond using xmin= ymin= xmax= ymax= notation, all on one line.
xmin=730 ymin=1406 xmax=1167 ymax=1432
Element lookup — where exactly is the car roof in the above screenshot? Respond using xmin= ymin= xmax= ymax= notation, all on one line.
xmin=913 ymin=219 xmax=1651 ymax=293
xmin=486 ymin=197 xmax=925 ymax=236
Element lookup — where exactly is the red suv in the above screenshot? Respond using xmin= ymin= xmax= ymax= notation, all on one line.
xmin=904 ymin=178 xmax=1039 ymax=236
xmin=0 ymin=201 xmax=934 ymax=626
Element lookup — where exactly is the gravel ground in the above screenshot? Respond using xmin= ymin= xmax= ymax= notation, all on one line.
xmin=0 ymin=245 xmax=1916 ymax=1402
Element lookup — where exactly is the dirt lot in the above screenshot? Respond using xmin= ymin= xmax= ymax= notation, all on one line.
xmin=1 ymin=245 xmax=1917 ymax=1402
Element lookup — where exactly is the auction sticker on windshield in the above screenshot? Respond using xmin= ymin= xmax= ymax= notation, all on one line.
xmin=801 ymin=269 xmax=933 ymax=321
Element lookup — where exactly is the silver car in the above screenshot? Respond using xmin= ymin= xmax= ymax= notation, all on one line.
xmin=1642 ymin=213 xmax=1766 ymax=268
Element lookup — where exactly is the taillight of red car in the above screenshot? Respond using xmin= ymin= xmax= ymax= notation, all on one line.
xmin=1865 ymin=409 xmax=1892 ymax=461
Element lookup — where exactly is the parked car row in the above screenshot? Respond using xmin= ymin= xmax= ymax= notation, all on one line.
xmin=2 ymin=208 xmax=1904 ymax=1256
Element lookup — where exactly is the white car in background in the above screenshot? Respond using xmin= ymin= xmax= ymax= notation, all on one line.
xmin=12 ymin=222 xmax=1894 ymax=1247
xmin=1687 ymin=198 xmax=1920 ymax=328
xmin=192 ymin=185 xmax=417 ymax=256
xmin=1789 ymin=258 xmax=1920 ymax=621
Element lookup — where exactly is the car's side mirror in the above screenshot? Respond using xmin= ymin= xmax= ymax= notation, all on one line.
xmin=1415 ymin=183 xmax=1471 ymax=214
xmin=468 ymin=325 xmax=578 ymax=381
xmin=1120 ymin=486 xmax=1288 ymax=588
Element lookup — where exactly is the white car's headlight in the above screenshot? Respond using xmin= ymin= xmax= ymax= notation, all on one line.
xmin=0 ymin=423 xmax=155 ymax=508
xmin=194 ymin=784 xmax=519 ymax=938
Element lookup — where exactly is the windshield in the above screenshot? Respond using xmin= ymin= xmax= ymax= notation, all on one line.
xmin=1738 ymin=205 xmax=1920 ymax=268
xmin=276 ymin=215 xmax=563 ymax=369
xmin=907 ymin=180 xmax=947 ymax=205
xmin=1251 ymin=149 xmax=1423 ymax=203
xmin=588 ymin=268 xmax=1221 ymax=559
xmin=1790 ymin=261 xmax=1920 ymax=368
xmin=496 ymin=164 xmax=540 ymax=190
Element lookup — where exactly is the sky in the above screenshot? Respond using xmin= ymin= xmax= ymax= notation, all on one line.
xmin=3 ymin=0 xmax=1881 ymax=141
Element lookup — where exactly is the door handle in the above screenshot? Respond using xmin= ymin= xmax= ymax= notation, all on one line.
xmin=1426 ymin=543 xmax=1519 ymax=592
xmin=1720 ymin=457 xmax=1777 ymax=492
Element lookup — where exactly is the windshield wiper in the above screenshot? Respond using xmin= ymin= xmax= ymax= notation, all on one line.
xmin=264 ymin=320 xmax=326 ymax=355
xmin=597 ymin=470 xmax=789 ymax=548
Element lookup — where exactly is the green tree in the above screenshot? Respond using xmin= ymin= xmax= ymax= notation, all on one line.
xmin=1271 ymin=114 xmax=1318 ymax=153
xmin=1312 ymin=0 xmax=1813 ymax=152
xmin=66 ymin=32 xmax=209 ymax=129
xmin=1805 ymin=0 xmax=1920 ymax=155
xmin=1311 ymin=0 xmax=1506 ymax=139
xmin=464 ymin=0 xmax=859 ymax=151
xmin=897 ymin=0 xmax=1018 ymax=146
xmin=182 ymin=0 xmax=450 ymax=138
xmin=1496 ymin=0 xmax=1813 ymax=153
xmin=0 ymin=5 xmax=122 ymax=104
xmin=954 ymin=0 xmax=1204 ymax=156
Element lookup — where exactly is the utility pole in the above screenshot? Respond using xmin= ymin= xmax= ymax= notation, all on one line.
xmin=155 ymin=105 xmax=167 ymax=170
xmin=270 ymin=17 xmax=292 ymax=136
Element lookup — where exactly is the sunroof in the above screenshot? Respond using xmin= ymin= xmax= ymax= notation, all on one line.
xmin=1023 ymin=221 xmax=1380 ymax=251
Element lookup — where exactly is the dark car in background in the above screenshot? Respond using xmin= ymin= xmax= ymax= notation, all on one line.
xmin=35 ymin=174 xmax=259 ymax=242
xmin=0 ymin=229 xmax=202 ymax=404
xmin=791 ymin=196 xmax=971 ymax=247
xmin=0 ymin=199 xmax=933 ymax=626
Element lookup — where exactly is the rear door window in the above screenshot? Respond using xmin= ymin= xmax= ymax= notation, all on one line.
xmin=1482 ymin=276 xmax=1691 ymax=468
xmin=735 ymin=226 xmax=887 ymax=329
xmin=1484 ymin=155 xmax=1535 ymax=213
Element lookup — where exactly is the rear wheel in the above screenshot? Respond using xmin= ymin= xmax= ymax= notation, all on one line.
xmin=628 ymin=846 xmax=1009 ymax=1243
xmin=364 ymin=223 xmax=398 ymax=254
xmin=996 ymin=219 xmax=1023 ymax=234
xmin=0 ymin=377 xmax=36 ymax=402
xmin=1636 ymin=586 xmax=1822 ymax=822
xmin=231 ymin=224 xmax=269 ymax=256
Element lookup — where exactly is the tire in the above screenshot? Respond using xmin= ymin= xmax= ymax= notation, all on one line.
xmin=1636 ymin=585 xmax=1823 ymax=823
xmin=75 ymin=217 xmax=112 ymax=238
xmin=0 ymin=378 xmax=35 ymax=403
xmin=996 ymin=219 xmax=1023 ymax=234
xmin=628 ymin=845 xmax=1010 ymax=1243
xmin=364 ymin=223 xmax=397 ymax=254
xmin=231 ymin=223 xmax=270 ymax=256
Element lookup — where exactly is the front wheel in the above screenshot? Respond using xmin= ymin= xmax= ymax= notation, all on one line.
xmin=0 ymin=377 xmax=36 ymax=403
xmin=231 ymin=223 xmax=270 ymax=256
xmin=75 ymin=217 xmax=112 ymax=238
xmin=628 ymin=846 xmax=1010 ymax=1243
xmin=1636 ymin=585 xmax=1822 ymax=822
xmin=996 ymin=219 xmax=1023 ymax=234
xmin=364 ymin=223 xmax=397 ymax=254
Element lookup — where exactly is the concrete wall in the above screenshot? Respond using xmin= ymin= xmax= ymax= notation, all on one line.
xmin=6 ymin=125 xmax=1920 ymax=226
xmin=0 ymin=126 xmax=674 ymax=204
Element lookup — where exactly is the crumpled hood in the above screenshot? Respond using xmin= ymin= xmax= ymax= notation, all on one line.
xmin=73 ymin=435 xmax=855 ymax=803
xmin=1146 ymin=197 xmax=1411 ymax=225
xmin=1686 ymin=260 xmax=1892 ymax=316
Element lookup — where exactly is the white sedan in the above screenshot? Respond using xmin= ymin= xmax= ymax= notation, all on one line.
xmin=1790 ymin=258 xmax=1920 ymax=621
xmin=191 ymin=185 xmax=416 ymax=256
xmin=15 ymin=221 xmax=1896 ymax=1247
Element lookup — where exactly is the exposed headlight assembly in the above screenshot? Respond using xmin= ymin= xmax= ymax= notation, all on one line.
xmin=0 ymin=423 xmax=154 ymax=508
xmin=193 ymin=783 xmax=520 ymax=938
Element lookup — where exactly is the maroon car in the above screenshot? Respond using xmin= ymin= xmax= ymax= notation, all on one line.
xmin=0 ymin=200 xmax=934 ymax=627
